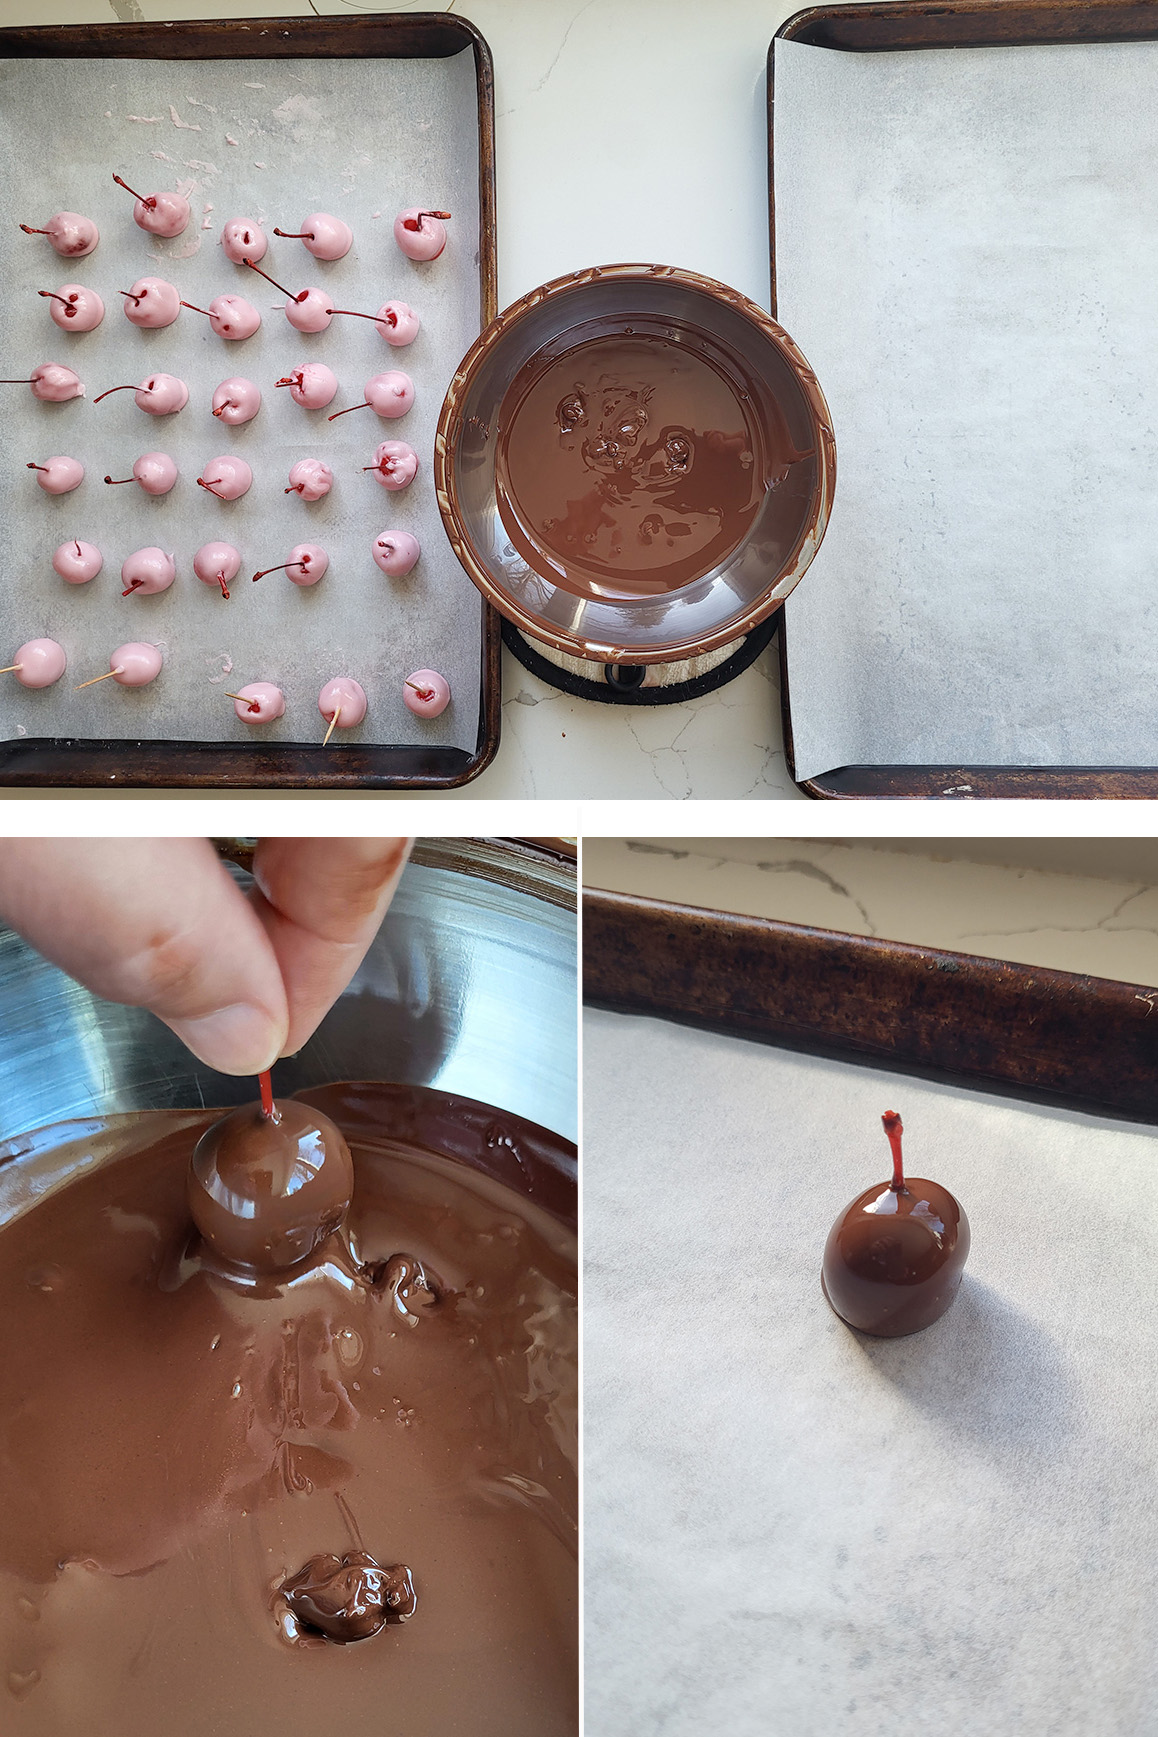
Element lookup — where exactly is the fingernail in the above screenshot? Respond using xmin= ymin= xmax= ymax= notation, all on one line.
xmin=164 ymin=1002 xmax=284 ymax=1076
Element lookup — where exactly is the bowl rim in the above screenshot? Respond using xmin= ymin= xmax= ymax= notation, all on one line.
xmin=434 ymin=261 xmax=837 ymax=664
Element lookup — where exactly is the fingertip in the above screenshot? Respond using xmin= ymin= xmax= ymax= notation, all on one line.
xmin=163 ymin=1002 xmax=288 ymax=1077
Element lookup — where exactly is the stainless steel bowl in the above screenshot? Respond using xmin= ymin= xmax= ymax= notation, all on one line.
xmin=0 ymin=839 xmax=577 ymax=1146
xmin=435 ymin=263 xmax=836 ymax=664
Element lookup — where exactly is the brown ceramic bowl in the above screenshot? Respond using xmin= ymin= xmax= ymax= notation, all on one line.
xmin=435 ymin=263 xmax=836 ymax=664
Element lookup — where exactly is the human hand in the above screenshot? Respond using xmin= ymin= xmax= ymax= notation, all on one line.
xmin=0 ymin=836 xmax=412 ymax=1074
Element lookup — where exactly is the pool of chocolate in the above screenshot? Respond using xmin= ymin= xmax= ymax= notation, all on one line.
xmin=0 ymin=1083 xmax=577 ymax=1735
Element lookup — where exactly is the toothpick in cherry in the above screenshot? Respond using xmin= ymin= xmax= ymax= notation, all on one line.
xmin=403 ymin=670 xmax=451 ymax=717
xmin=227 ymin=684 xmax=284 ymax=724
xmin=0 ymin=640 xmax=67 ymax=687
xmin=74 ymin=643 xmax=162 ymax=690
xmin=318 ymin=677 xmax=367 ymax=746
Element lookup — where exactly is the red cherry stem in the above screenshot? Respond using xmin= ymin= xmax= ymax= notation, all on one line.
xmin=113 ymin=173 xmax=156 ymax=210
xmin=284 ymin=484 xmax=304 ymax=495
xmin=0 ymin=379 xmax=35 ymax=385
xmin=25 ymin=463 xmax=47 ymax=473
xmin=273 ymin=228 xmax=315 ymax=240
xmin=181 ymin=301 xmax=212 ymax=318
xmin=328 ymin=307 xmax=384 ymax=324
xmin=74 ymin=540 xmax=82 ymax=558
xmin=882 ymin=1111 xmax=905 ymax=1192
xmin=327 ymin=400 xmax=371 ymax=421
xmin=212 ymin=402 xmax=232 ymax=418
xmin=38 ymin=291 xmax=72 ymax=310
xmin=92 ymin=384 xmax=135 ymax=404
xmin=197 ymin=476 xmax=226 ymax=499
xmin=118 ymin=289 xmax=143 ymax=304
xmin=251 ymin=562 xmax=304 ymax=581
xmin=20 ymin=225 xmax=50 ymax=236
xmin=274 ymin=376 xmax=297 ymax=389
xmin=215 ymin=573 xmax=230 ymax=600
xmin=122 ymin=578 xmax=144 ymax=597
xmin=241 ymin=259 xmax=307 ymax=302
xmin=403 ymin=209 xmax=451 ymax=229
xmin=258 ymin=1069 xmax=275 ymax=1119
xmin=104 ymin=474 xmax=135 ymax=485
xmin=363 ymin=460 xmax=394 ymax=474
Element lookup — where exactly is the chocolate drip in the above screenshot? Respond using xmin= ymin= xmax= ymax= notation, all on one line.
xmin=280 ymin=1551 xmax=416 ymax=1643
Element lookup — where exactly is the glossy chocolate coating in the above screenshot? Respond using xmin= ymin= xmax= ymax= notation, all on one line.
xmin=188 ymin=1097 xmax=354 ymax=1272
xmin=281 ymin=1551 xmax=416 ymax=1642
xmin=822 ymin=1176 xmax=970 ymax=1336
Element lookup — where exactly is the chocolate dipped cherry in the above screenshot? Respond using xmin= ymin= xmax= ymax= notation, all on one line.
xmin=273 ymin=213 xmax=353 ymax=261
xmin=120 ymin=277 xmax=181 ymax=330
xmin=821 ymin=1111 xmax=970 ymax=1338
xmin=318 ymin=676 xmax=367 ymax=745
xmin=226 ymin=683 xmax=285 ymax=725
xmin=74 ymin=642 xmax=163 ymax=691
xmin=212 ymin=377 xmax=261 ymax=425
xmin=252 ymin=543 xmax=327 ymax=587
xmin=53 ymin=538 xmax=102 ymax=584
xmin=20 ymin=212 xmax=98 ymax=258
xmin=221 ymin=218 xmax=267 ymax=265
xmin=394 ymin=207 xmax=450 ymax=261
xmin=104 ymin=451 xmax=178 ymax=496
xmin=329 ymin=371 xmax=414 ymax=423
xmin=375 ymin=300 xmax=420 ymax=347
xmin=120 ymin=547 xmax=175 ymax=598
xmin=285 ymin=459 xmax=332 ymax=502
xmin=1 ymin=640 xmax=67 ymax=687
xmin=193 ymin=541 xmax=241 ymax=600
xmin=112 ymin=173 xmax=190 ymax=238
xmin=1 ymin=364 xmax=85 ymax=403
xmin=197 ymin=456 xmax=252 ymax=502
xmin=276 ymin=363 xmax=338 ymax=410
xmin=40 ymin=285 xmax=104 ymax=332
xmin=280 ymin=1553 xmax=415 ymax=1644
xmin=27 ymin=456 xmax=83 ymax=495
xmin=94 ymin=373 xmax=188 ymax=416
xmin=403 ymin=670 xmax=450 ymax=717
xmin=365 ymin=440 xmax=418 ymax=491
xmin=181 ymin=293 xmax=260 ymax=341
xmin=372 ymin=531 xmax=420 ymax=577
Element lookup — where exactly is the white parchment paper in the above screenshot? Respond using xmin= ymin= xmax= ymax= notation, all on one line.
xmin=586 ymin=1009 xmax=1158 ymax=1736
xmin=0 ymin=51 xmax=482 ymax=752
xmin=775 ymin=37 xmax=1158 ymax=776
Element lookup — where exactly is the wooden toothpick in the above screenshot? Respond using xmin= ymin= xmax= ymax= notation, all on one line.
xmin=322 ymin=704 xmax=342 ymax=748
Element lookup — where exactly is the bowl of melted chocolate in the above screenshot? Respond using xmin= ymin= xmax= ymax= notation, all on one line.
xmin=0 ymin=840 xmax=577 ymax=1735
xmin=436 ymin=263 xmax=836 ymax=663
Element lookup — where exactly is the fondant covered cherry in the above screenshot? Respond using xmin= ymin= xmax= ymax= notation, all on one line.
xmin=403 ymin=669 xmax=450 ymax=716
xmin=181 ymin=294 xmax=260 ymax=340
xmin=821 ymin=1111 xmax=970 ymax=1338
xmin=94 ymin=373 xmax=187 ymax=416
xmin=112 ymin=173 xmax=190 ymax=238
xmin=27 ymin=456 xmax=83 ymax=495
xmin=74 ymin=642 xmax=163 ymax=690
xmin=365 ymin=440 xmax=418 ymax=490
xmin=318 ymin=676 xmax=367 ymax=745
xmin=40 ymin=285 xmax=104 ymax=332
xmin=104 ymin=451 xmax=178 ymax=496
xmin=120 ymin=277 xmax=181 ymax=329
xmin=212 ymin=377 xmax=261 ymax=425
xmin=372 ymin=531 xmax=420 ymax=577
xmin=193 ymin=541 xmax=241 ymax=600
xmin=221 ymin=218 xmax=267 ymax=265
xmin=1 ymin=639 xmax=67 ymax=687
xmin=273 ymin=213 xmax=353 ymax=261
xmin=227 ymin=683 xmax=284 ymax=724
xmin=197 ymin=456 xmax=252 ymax=502
xmin=285 ymin=459 xmax=332 ymax=502
xmin=53 ymin=538 xmax=102 ymax=584
xmin=2 ymin=364 xmax=84 ymax=402
xmin=375 ymin=300 xmax=420 ymax=346
xmin=121 ymin=547 xmax=176 ymax=598
xmin=252 ymin=543 xmax=328 ymax=587
xmin=20 ymin=212 xmax=98 ymax=258
xmin=330 ymin=371 xmax=414 ymax=423
xmin=275 ymin=363 xmax=338 ymax=410
xmin=394 ymin=207 xmax=450 ymax=260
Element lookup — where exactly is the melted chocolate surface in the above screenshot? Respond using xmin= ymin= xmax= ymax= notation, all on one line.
xmin=0 ymin=1084 xmax=577 ymax=1734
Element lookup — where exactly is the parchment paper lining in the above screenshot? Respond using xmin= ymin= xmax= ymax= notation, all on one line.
xmin=586 ymin=1009 xmax=1158 ymax=1736
xmin=775 ymin=37 xmax=1158 ymax=777
xmin=0 ymin=51 xmax=482 ymax=751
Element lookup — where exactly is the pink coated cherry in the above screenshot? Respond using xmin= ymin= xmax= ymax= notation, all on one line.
xmin=183 ymin=294 xmax=260 ymax=340
xmin=284 ymin=287 xmax=334 ymax=333
xmin=113 ymin=175 xmax=190 ymax=239
xmin=367 ymin=371 xmax=414 ymax=418
xmin=366 ymin=440 xmax=418 ymax=490
xmin=21 ymin=213 xmax=98 ymax=258
xmin=53 ymin=538 xmax=102 ymax=584
xmin=275 ymin=213 xmax=352 ymax=261
xmin=197 ymin=456 xmax=252 ymax=501
xmin=28 ymin=456 xmax=83 ymax=495
xmin=394 ymin=207 xmax=450 ymax=261
xmin=221 ymin=218 xmax=267 ymax=265
xmin=403 ymin=669 xmax=451 ymax=717
xmin=286 ymin=459 xmax=332 ymax=502
xmin=11 ymin=639 xmax=66 ymax=687
xmin=110 ymin=642 xmax=163 ymax=686
xmin=318 ymin=676 xmax=367 ymax=728
xmin=277 ymin=363 xmax=338 ymax=409
xmin=42 ymin=284 xmax=104 ymax=332
xmin=19 ymin=364 xmax=84 ymax=402
xmin=212 ymin=377 xmax=262 ymax=425
xmin=121 ymin=547 xmax=175 ymax=597
xmin=121 ymin=277 xmax=181 ymax=329
xmin=252 ymin=543 xmax=327 ymax=587
xmin=104 ymin=451 xmax=178 ymax=496
xmin=193 ymin=541 xmax=241 ymax=599
xmin=372 ymin=530 xmax=420 ymax=577
xmin=93 ymin=374 xmax=189 ymax=415
xmin=375 ymin=300 xmax=420 ymax=346
xmin=232 ymin=682 xmax=284 ymax=724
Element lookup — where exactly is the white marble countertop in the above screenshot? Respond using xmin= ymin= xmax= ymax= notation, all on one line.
xmin=3 ymin=0 xmax=810 ymax=799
